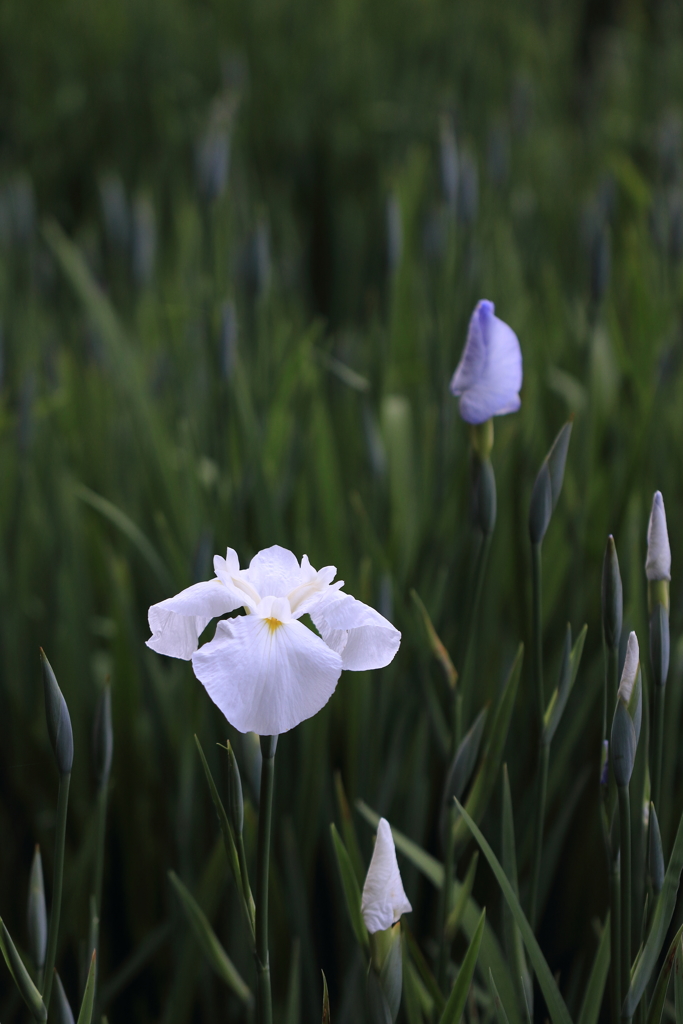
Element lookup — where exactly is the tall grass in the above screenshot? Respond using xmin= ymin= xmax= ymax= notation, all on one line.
xmin=2 ymin=0 xmax=683 ymax=1021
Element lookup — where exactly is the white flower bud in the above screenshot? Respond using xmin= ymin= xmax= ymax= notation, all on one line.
xmin=618 ymin=632 xmax=639 ymax=704
xmin=361 ymin=819 xmax=412 ymax=934
xmin=646 ymin=491 xmax=671 ymax=581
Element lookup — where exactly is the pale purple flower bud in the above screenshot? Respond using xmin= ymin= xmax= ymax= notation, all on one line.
xmin=450 ymin=300 xmax=523 ymax=424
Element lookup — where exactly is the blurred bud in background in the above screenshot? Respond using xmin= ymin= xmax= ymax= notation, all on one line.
xmin=131 ymin=193 xmax=156 ymax=288
xmin=439 ymin=115 xmax=459 ymax=212
xmin=219 ymin=300 xmax=238 ymax=380
xmin=99 ymin=172 xmax=130 ymax=252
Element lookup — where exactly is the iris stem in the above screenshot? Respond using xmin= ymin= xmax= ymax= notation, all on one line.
xmin=618 ymin=784 xmax=631 ymax=1009
xmin=256 ymin=735 xmax=277 ymax=1024
xmin=609 ymin=858 xmax=621 ymax=1024
xmin=437 ymin=803 xmax=457 ymax=991
xmin=457 ymin=532 xmax=492 ymax=747
xmin=531 ymin=543 xmax=544 ymax=722
xmin=529 ymin=742 xmax=549 ymax=932
xmin=42 ymin=771 xmax=71 ymax=1010
xmin=88 ymin=781 xmax=109 ymax=1004
xmin=604 ymin=646 xmax=619 ymax=743
xmin=652 ymin=684 xmax=665 ymax=817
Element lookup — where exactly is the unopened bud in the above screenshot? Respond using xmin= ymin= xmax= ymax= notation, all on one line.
xmin=367 ymin=923 xmax=402 ymax=1023
xmin=472 ymin=457 xmax=496 ymax=536
xmin=529 ymin=421 xmax=572 ymax=544
xmin=646 ymin=491 xmax=671 ymax=582
xmin=611 ymin=699 xmax=636 ymax=788
xmin=40 ymin=650 xmax=73 ymax=776
xmin=27 ymin=847 xmax=47 ymax=970
xmin=601 ymin=535 xmax=623 ymax=651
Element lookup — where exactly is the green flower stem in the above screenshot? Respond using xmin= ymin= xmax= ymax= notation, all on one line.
xmin=652 ymin=684 xmax=665 ymax=817
xmin=609 ymin=858 xmax=621 ymax=1024
xmin=529 ymin=741 xmax=549 ymax=931
xmin=604 ymin=646 xmax=619 ymax=743
xmin=531 ymin=542 xmax=544 ymax=722
xmin=88 ymin=781 xmax=109 ymax=999
xmin=437 ymin=803 xmax=457 ymax=991
xmin=618 ymin=784 xmax=631 ymax=1009
xmin=457 ymin=532 xmax=492 ymax=745
xmin=256 ymin=736 xmax=277 ymax=1024
xmin=42 ymin=772 xmax=71 ymax=1010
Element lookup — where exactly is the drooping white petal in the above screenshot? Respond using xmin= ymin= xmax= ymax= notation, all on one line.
xmin=191 ymin=612 xmax=343 ymax=734
xmin=450 ymin=300 xmax=523 ymax=425
xmin=361 ymin=818 xmax=412 ymax=934
xmin=241 ymin=545 xmax=304 ymax=599
xmin=646 ymin=491 xmax=671 ymax=581
xmin=146 ymin=580 xmax=241 ymax=660
xmin=618 ymin=631 xmax=640 ymax=704
xmin=309 ymin=592 xmax=401 ymax=671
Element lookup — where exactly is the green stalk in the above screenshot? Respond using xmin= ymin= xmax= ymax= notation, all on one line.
xmin=604 ymin=646 xmax=619 ymax=743
xmin=438 ymin=803 xmax=457 ymax=990
xmin=529 ymin=742 xmax=549 ymax=931
xmin=610 ymin=859 xmax=621 ymax=1024
xmin=652 ymin=685 xmax=665 ymax=816
xmin=42 ymin=772 xmax=71 ymax=1010
xmin=256 ymin=736 xmax=277 ymax=1024
xmin=618 ymin=785 xmax=631 ymax=1010
xmin=457 ymin=533 xmax=491 ymax=743
xmin=88 ymin=782 xmax=109 ymax=980
xmin=531 ymin=543 xmax=543 ymax=722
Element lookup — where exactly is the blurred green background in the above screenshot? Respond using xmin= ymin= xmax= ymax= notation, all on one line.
xmin=2 ymin=0 xmax=683 ymax=1020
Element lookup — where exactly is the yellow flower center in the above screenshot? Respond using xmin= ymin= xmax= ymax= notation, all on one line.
xmin=264 ymin=617 xmax=284 ymax=633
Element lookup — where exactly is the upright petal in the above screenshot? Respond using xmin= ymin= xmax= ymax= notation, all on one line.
xmin=646 ymin=491 xmax=671 ymax=581
xmin=310 ymin=592 xmax=401 ymax=671
xmin=458 ymin=305 xmax=522 ymax=423
xmin=361 ymin=818 xmax=412 ymax=934
xmin=618 ymin=631 xmax=640 ymax=704
xmin=146 ymin=580 xmax=240 ymax=660
xmin=449 ymin=300 xmax=490 ymax=397
xmin=242 ymin=545 xmax=303 ymax=599
xmin=191 ymin=614 xmax=343 ymax=734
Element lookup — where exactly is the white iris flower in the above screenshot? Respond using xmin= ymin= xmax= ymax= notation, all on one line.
xmin=450 ymin=299 xmax=523 ymax=424
xmin=146 ymin=545 xmax=401 ymax=735
xmin=361 ymin=818 xmax=412 ymax=934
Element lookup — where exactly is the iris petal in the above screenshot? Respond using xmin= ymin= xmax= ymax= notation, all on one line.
xmin=450 ymin=300 xmax=522 ymax=424
xmin=191 ymin=614 xmax=343 ymax=734
xmin=310 ymin=592 xmax=401 ymax=671
xmin=146 ymin=580 xmax=241 ymax=659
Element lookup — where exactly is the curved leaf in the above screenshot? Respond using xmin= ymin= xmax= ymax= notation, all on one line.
xmin=454 ymin=800 xmax=573 ymax=1024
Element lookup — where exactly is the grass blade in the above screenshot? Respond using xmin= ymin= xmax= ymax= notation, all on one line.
xmin=576 ymin=915 xmax=610 ymax=1024
xmin=168 ymin=871 xmax=253 ymax=1006
xmin=647 ymin=924 xmax=683 ymax=1024
xmin=439 ymin=909 xmax=485 ymax=1024
xmin=452 ymin=644 xmax=524 ymax=853
xmin=625 ymin=804 xmax=683 ymax=1016
xmin=454 ymin=800 xmax=574 ymax=1024
xmin=330 ymin=824 xmax=369 ymax=949
xmin=76 ymin=952 xmax=97 ymax=1024
xmin=0 ymin=918 xmax=47 ymax=1021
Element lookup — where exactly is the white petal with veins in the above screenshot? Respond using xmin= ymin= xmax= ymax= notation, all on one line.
xmin=191 ymin=611 xmax=343 ymax=735
xmin=361 ymin=818 xmax=412 ymax=933
xmin=310 ymin=592 xmax=401 ymax=671
xmin=146 ymin=580 xmax=242 ymax=659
